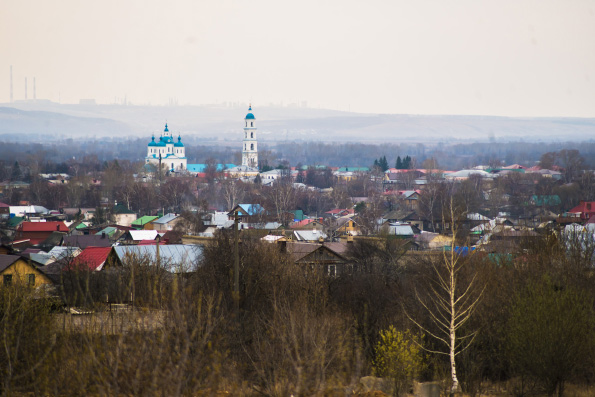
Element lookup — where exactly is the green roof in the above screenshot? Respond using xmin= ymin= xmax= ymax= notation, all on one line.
xmin=97 ymin=226 xmax=117 ymax=237
xmin=531 ymin=195 xmax=561 ymax=206
xmin=113 ymin=205 xmax=135 ymax=214
xmin=339 ymin=167 xmax=370 ymax=172
xmin=131 ymin=215 xmax=159 ymax=228
xmin=291 ymin=210 xmax=306 ymax=221
xmin=7 ymin=216 xmax=24 ymax=228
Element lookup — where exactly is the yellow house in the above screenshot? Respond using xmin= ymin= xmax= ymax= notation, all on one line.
xmin=335 ymin=217 xmax=361 ymax=236
xmin=0 ymin=255 xmax=53 ymax=288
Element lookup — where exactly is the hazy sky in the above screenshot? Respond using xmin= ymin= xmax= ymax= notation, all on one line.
xmin=1 ymin=0 xmax=594 ymax=117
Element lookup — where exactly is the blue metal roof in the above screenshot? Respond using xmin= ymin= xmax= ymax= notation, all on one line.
xmin=238 ymin=204 xmax=264 ymax=216
xmin=186 ymin=163 xmax=236 ymax=173
xmin=153 ymin=213 xmax=179 ymax=224
xmin=113 ymin=244 xmax=203 ymax=273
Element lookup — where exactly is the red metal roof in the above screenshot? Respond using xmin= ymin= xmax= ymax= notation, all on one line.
xmin=18 ymin=221 xmax=69 ymax=232
xmin=290 ymin=218 xmax=317 ymax=229
xmin=67 ymin=247 xmax=112 ymax=272
xmin=568 ymin=201 xmax=595 ymax=221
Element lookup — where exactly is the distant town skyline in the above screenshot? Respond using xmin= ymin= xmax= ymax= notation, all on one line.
xmin=1 ymin=0 xmax=594 ymax=117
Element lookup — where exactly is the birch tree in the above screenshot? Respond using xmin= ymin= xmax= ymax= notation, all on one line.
xmin=409 ymin=198 xmax=483 ymax=393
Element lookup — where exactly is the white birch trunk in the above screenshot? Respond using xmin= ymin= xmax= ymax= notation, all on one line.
xmin=450 ymin=253 xmax=460 ymax=393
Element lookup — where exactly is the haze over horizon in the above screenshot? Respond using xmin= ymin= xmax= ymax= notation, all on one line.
xmin=1 ymin=0 xmax=594 ymax=118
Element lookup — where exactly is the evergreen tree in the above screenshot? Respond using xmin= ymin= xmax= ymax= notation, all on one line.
xmin=379 ymin=156 xmax=389 ymax=172
xmin=402 ymin=156 xmax=412 ymax=169
xmin=10 ymin=161 xmax=22 ymax=182
xmin=396 ymin=156 xmax=402 ymax=169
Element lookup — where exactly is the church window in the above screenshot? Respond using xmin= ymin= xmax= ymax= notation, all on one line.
xmin=251 ymin=122 xmax=253 ymax=127
xmin=251 ymin=143 xmax=254 ymax=150
xmin=251 ymin=132 xmax=253 ymax=138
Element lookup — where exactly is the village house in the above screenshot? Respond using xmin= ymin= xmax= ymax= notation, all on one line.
xmin=0 ymin=255 xmax=53 ymax=288
xmin=284 ymin=241 xmax=350 ymax=276
xmin=112 ymin=205 xmax=137 ymax=227
xmin=149 ymin=213 xmax=182 ymax=232
xmin=131 ymin=215 xmax=159 ymax=230
xmin=15 ymin=221 xmax=69 ymax=245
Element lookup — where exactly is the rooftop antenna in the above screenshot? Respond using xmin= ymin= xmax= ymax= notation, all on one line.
xmin=9 ymin=66 xmax=13 ymax=103
xmin=25 ymin=77 xmax=27 ymax=100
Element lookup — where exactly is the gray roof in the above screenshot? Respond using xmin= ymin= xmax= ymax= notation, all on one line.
xmin=113 ymin=244 xmax=203 ymax=273
xmin=63 ymin=234 xmax=112 ymax=249
xmin=0 ymin=255 xmax=20 ymax=272
xmin=388 ymin=223 xmax=415 ymax=236
xmin=152 ymin=213 xmax=179 ymax=224
xmin=293 ymin=230 xmax=327 ymax=241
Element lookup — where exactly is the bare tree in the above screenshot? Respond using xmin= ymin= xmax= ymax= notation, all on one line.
xmin=265 ymin=175 xmax=296 ymax=226
xmin=409 ymin=198 xmax=484 ymax=393
xmin=221 ymin=179 xmax=245 ymax=211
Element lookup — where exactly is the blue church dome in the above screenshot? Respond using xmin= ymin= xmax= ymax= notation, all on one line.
xmin=174 ymin=136 xmax=184 ymax=147
xmin=148 ymin=136 xmax=157 ymax=146
xmin=245 ymin=105 xmax=255 ymax=120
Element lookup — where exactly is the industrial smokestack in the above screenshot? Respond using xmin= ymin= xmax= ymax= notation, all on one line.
xmin=33 ymin=77 xmax=36 ymax=100
xmin=9 ymin=66 xmax=13 ymax=103
xmin=25 ymin=77 xmax=27 ymax=100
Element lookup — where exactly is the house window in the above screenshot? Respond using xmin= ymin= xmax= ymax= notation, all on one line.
xmin=27 ymin=274 xmax=35 ymax=286
xmin=3 ymin=274 xmax=12 ymax=286
xmin=327 ymin=265 xmax=336 ymax=277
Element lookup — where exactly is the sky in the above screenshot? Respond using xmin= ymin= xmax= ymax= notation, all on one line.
xmin=1 ymin=0 xmax=594 ymax=117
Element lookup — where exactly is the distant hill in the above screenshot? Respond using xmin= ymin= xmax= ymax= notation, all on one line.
xmin=0 ymin=107 xmax=133 ymax=138
xmin=1 ymin=103 xmax=594 ymax=143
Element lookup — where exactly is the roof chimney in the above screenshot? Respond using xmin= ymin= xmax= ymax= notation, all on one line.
xmin=102 ymin=232 xmax=106 ymax=239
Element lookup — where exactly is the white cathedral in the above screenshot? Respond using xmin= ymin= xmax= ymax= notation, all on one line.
xmin=145 ymin=123 xmax=187 ymax=172
xmin=145 ymin=105 xmax=259 ymax=175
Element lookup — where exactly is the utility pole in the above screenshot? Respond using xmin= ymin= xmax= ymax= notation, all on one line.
xmin=234 ymin=210 xmax=240 ymax=319
xmin=158 ymin=152 xmax=162 ymax=184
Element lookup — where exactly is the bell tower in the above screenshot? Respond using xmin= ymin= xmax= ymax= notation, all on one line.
xmin=242 ymin=105 xmax=258 ymax=168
